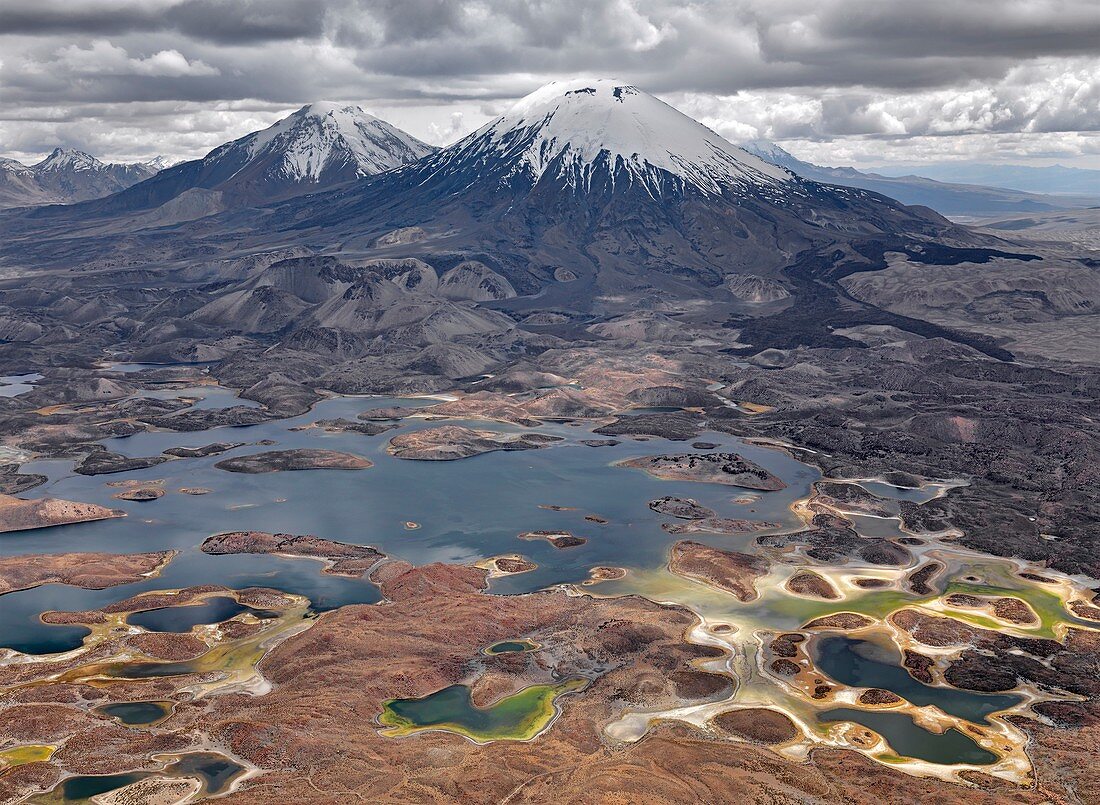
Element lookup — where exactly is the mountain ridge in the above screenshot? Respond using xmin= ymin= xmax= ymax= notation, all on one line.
xmin=741 ymin=140 xmax=1100 ymax=218
xmin=0 ymin=149 xmax=169 ymax=209
xmin=1 ymin=80 xmax=960 ymax=296
xmin=33 ymin=104 xmax=437 ymax=221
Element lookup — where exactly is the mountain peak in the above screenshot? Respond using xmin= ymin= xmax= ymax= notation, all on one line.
xmin=741 ymin=139 xmax=795 ymax=162
xmin=0 ymin=157 xmax=30 ymax=173
xmin=35 ymin=148 xmax=105 ymax=172
xmin=452 ymin=78 xmax=792 ymax=196
xmin=740 ymin=140 xmax=808 ymax=173
xmin=234 ymin=102 xmax=435 ymax=181
xmin=0 ymin=148 xmax=165 ymax=208
xmin=296 ymin=101 xmax=373 ymax=120
xmin=140 ymin=155 xmax=177 ymax=172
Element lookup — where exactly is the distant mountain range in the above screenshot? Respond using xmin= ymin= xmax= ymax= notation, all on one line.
xmin=9 ymin=105 xmax=1095 ymax=226
xmin=0 ymin=149 xmax=171 ymax=209
xmin=873 ymin=162 xmax=1100 ymax=198
xmin=740 ymin=141 xmax=1100 ymax=219
xmin=0 ymin=103 xmax=435 ymax=218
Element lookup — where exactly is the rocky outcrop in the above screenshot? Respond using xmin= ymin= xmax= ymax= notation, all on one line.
xmin=438 ymin=261 xmax=516 ymax=302
xmin=141 ymin=406 xmax=272 ymax=431
xmin=111 ymin=487 xmax=165 ymax=502
xmin=240 ymin=373 xmax=322 ymax=416
xmin=785 ymin=571 xmax=840 ymax=599
xmin=648 ymin=497 xmax=715 ymax=520
xmin=713 ymin=708 xmax=799 ymax=743
xmin=387 ymin=426 xmax=561 ymax=460
xmin=518 ymin=530 xmax=588 ymax=549
xmin=725 ymin=275 xmax=791 ymax=303
xmin=162 ymin=442 xmax=245 ymax=458
xmin=74 ymin=450 xmax=167 ymax=476
xmin=201 ymin=532 xmax=384 ymax=576
xmin=661 ymin=517 xmax=779 ymax=535
xmin=214 ymin=449 xmax=371 ymax=473
xmin=0 ymin=465 xmax=47 ymax=495
xmin=813 ymin=481 xmax=894 ymax=517
xmin=0 ymin=550 xmax=172 ymax=593
xmin=620 ymin=453 xmax=786 ymax=490
xmin=803 ymin=613 xmax=875 ymax=630
xmin=858 ymin=688 xmax=903 ymax=705
xmin=0 ymin=494 xmax=124 ymax=533
xmin=668 ymin=540 xmax=770 ymax=602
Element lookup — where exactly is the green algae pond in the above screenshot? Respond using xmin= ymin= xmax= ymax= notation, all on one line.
xmin=484 ymin=639 xmax=539 ymax=655
xmin=0 ymin=744 xmax=55 ymax=768
xmin=94 ymin=701 xmax=173 ymax=726
xmin=379 ymin=678 xmax=586 ymax=742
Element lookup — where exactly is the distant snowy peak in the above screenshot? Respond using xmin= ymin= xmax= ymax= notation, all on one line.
xmin=433 ymin=79 xmax=794 ymax=197
xmin=35 ymin=148 xmax=106 ymax=173
xmin=216 ymin=103 xmax=436 ymax=182
xmin=0 ymin=157 xmax=32 ymax=175
xmin=141 ymin=155 xmax=177 ymax=172
xmin=27 ymin=148 xmax=169 ymax=180
xmin=50 ymin=104 xmax=436 ymax=214
xmin=741 ymin=140 xmax=801 ymax=169
xmin=0 ymin=147 xmax=167 ymax=208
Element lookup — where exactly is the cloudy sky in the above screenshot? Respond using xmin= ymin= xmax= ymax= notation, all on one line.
xmin=2 ymin=0 xmax=1099 ymax=169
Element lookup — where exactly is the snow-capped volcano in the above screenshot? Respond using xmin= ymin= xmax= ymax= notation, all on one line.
xmin=234 ymin=78 xmax=947 ymax=307
xmin=219 ymin=102 xmax=436 ymax=183
xmin=422 ymin=79 xmax=792 ymax=197
xmin=8 ymin=78 xmax=948 ymax=309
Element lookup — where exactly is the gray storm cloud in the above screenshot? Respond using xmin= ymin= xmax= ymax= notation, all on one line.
xmin=0 ymin=0 xmax=1097 ymax=166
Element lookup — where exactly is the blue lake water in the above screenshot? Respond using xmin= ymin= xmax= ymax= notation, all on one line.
xmin=0 ymin=389 xmax=1039 ymax=767
xmin=57 ymin=752 xmax=244 ymax=801
xmin=0 ymin=373 xmax=42 ymax=397
xmin=813 ymin=637 xmax=1021 ymax=723
xmin=0 ymin=394 xmax=815 ymax=654
xmin=819 ymin=708 xmax=998 ymax=765
xmin=126 ymin=595 xmax=275 ymax=632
